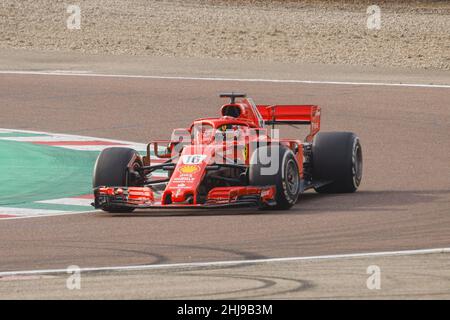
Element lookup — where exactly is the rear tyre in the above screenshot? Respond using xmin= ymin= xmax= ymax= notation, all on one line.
xmin=312 ymin=132 xmax=362 ymax=193
xmin=249 ymin=145 xmax=300 ymax=210
xmin=93 ymin=147 xmax=142 ymax=213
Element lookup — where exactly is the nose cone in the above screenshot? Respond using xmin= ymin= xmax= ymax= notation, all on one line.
xmin=162 ymin=147 xmax=213 ymax=205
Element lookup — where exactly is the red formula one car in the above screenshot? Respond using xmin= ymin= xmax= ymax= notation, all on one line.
xmin=92 ymin=93 xmax=362 ymax=212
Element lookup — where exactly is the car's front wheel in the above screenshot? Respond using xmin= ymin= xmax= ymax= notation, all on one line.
xmin=93 ymin=147 xmax=143 ymax=213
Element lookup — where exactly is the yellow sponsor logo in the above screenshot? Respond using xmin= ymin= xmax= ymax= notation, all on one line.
xmin=179 ymin=165 xmax=200 ymax=174
xmin=242 ymin=145 xmax=248 ymax=160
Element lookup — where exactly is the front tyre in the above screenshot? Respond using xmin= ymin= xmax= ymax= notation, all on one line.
xmin=93 ymin=147 xmax=143 ymax=213
xmin=249 ymin=145 xmax=300 ymax=210
xmin=312 ymin=132 xmax=362 ymax=193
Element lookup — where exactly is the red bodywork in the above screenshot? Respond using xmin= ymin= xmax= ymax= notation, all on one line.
xmin=94 ymin=95 xmax=321 ymax=209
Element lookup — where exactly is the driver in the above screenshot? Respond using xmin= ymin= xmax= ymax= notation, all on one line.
xmin=217 ymin=124 xmax=243 ymax=142
xmin=192 ymin=124 xmax=215 ymax=144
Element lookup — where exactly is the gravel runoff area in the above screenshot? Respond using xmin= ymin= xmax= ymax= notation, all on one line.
xmin=1 ymin=0 xmax=449 ymax=71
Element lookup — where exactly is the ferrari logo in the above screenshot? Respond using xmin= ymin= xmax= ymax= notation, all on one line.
xmin=242 ymin=145 xmax=248 ymax=160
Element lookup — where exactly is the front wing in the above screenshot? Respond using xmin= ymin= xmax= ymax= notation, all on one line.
xmin=93 ymin=185 xmax=276 ymax=210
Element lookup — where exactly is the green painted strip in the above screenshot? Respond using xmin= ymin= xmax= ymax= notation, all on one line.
xmin=0 ymin=140 xmax=98 ymax=209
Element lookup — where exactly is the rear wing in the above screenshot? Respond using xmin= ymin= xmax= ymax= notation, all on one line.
xmin=256 ymin=105 xmax=321 ymax=141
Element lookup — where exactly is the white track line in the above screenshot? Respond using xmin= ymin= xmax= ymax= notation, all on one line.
xmin=0 ymin=129 xmax=15 ymax=133
xmin=0 ymin=207 xmax=64 ymax=216
xmin=1 ymin=70 xmax=449 ymax=88
xmin=0 ymin=128 xmax=158 ymax=152
xmin=56 ymin=144 xmax=148 ymax=151
xmin=36 ymin=198 xmax=93 ymax=207
xmin=0 ymin=128 xmax=148 ymax=148
xmin=0 ymin=210 xmax=94 ymax=220
xmin=0 ymin=136 xmax=93 ymax=142
xmin=0 ymin=247 xmax=448 ymax=277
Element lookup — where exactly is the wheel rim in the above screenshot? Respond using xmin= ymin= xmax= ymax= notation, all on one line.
xmin=352 ymin=142 xmax=363 ymax=187
xmin=285 ymin=159 xmax=300 ymax=196
xmin=127 ymin=160 xmax=143 ymax=186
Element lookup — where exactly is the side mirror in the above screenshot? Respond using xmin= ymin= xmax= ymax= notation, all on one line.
xmin=144 ymin=141 xmax=173 ymax=165
xmin=154 ymin=142 xmax=172 ymax=159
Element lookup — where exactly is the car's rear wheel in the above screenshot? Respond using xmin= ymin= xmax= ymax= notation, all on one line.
xmin=93 ymin=147 xmax=143 ymax=213
xmin=249 ymin=145 xmax=300 ymax=210
xmin=312 ymin=132 xmax=362 ymax=193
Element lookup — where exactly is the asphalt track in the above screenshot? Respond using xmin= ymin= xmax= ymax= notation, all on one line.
xmin=0 ymin=71 xmax=449 ymax=298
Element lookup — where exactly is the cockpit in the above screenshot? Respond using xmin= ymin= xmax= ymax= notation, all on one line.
xmin=191 ymin=122 xmax=249 ymax=145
